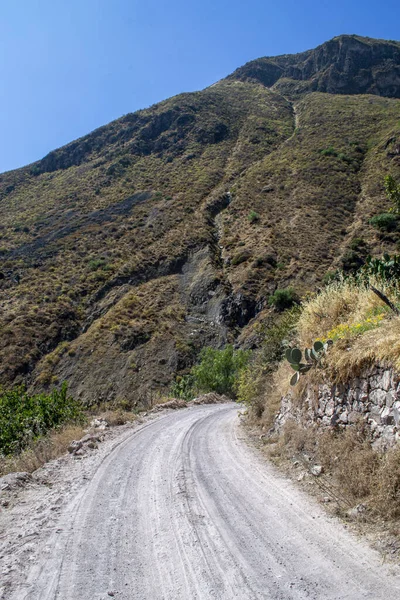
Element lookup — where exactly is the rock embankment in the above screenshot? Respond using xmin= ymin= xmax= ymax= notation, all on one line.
xmin=276 ymin=366 xmax=400 ymax=449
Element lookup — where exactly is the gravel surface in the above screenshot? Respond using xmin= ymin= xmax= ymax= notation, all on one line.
xmin=1 ymin=403 xmax=400 ymax=599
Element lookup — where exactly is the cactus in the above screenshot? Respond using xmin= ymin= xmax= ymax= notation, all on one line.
xmin=286 ymin=339 xmax=332 ymax=385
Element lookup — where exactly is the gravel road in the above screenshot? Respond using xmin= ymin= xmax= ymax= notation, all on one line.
xmin=3 ymin=403 xmax=400 ymax=599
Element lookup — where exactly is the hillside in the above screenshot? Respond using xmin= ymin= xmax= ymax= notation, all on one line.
xmin=0 ymin=34 xmax=400 ymax=405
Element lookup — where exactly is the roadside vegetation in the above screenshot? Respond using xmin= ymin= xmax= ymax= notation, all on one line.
xmin=0 ymin=382 xmax=140 ymax=476
xmin=171 ymin=344 xmax=251 ymax=400
xmin=239 ymin=229 xmax=400 ymax=522
xmin=0 ymin=383 xmax=85 ymax=476
xmin=0 ymin=383 xmax=84 ymax=456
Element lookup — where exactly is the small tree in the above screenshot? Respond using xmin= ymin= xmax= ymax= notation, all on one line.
xmin=191 ymin=345 xmax=251 ymax=397
xmin=268 ymin=287 xmax=299 ymax=312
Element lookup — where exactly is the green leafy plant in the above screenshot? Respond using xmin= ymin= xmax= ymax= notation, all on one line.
xmin=369 ymin=213 xmax=398 ymax=232
xmin=170 ymin=374 xmax=195 ymax=401
xmin=286 ymin=340 xmax=332 ymax=386
xmin=322 ymin=270 xmax=341 ymax=285
xmin=247 ymin=210 xmax=260 ymax=224
xmin=320 ymin=146 xmax=338 ymax=157
xmin=260 ymin=307 xmax=301 ymax=367
xmin=0 ymin=383 xmax=84 ymax=456
xmin=361 ymin=253 xmax=400 ymax=282
xmin=268 ymin=287 xmax=299 ymax=312
xmin=191 ymin=345 xmax=251 ymax=396
xmin=384 ymin=174 xmax=400 ymax=214
xmin=88 ymin=258 xmax=108 ymax=271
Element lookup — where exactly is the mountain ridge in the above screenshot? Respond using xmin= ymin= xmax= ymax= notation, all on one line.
xmin=227 ymin=34 xmax=400 ymax=99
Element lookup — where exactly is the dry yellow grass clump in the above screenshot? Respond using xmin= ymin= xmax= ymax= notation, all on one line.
xmin=281 ymin=277 xmax=400 ymax=388
xmin=0 ymin=425 xmax=86 ymax=476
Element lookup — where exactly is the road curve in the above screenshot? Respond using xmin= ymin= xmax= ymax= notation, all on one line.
xmin=24 ymin=403 xmax=400 ymax=599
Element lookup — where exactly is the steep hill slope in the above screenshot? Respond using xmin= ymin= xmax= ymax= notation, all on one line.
xmin=0 ymin=35 xmax=399 ymax=405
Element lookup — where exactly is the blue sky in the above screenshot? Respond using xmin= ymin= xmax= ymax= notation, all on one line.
xmin=1 ymin=0 xmax=399 ymax=173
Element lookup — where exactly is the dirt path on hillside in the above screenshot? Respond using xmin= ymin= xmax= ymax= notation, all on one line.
xmin=1 ymin=404 xmax=400 ymax=599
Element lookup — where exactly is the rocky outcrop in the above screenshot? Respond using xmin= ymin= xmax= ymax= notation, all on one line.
xmin=276 ymin=366 xmax=400 ymax=449
xmin=229 ymin=35 xmax=400 ymax=99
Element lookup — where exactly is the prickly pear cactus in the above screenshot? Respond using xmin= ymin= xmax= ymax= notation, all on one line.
xmin=286 ymin=340 xmax=332 ymax=385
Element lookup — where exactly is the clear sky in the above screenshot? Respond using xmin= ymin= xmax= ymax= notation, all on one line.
xmin=1 ymin=0 xmax=399 ymax=174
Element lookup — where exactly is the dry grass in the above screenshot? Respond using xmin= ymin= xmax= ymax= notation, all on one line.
xmin=270 ymin=419 xmax=400 ymax=520
xmin=297 ymin=277 xmax=397 ymax=344
xmin=0 ymin=424 xmax=86 ymax=477
xmin=317 ymin=424 xmax=378 ymax=500
xmin=272 ymin=277 xmax=400 ymax=400
xmin=274 ymin=419 xmax=318 ymax=456
xmin=374 ymin=445 xmax=400 ymax=518
xmin=94 ymin=410 xmax=136 ymax=426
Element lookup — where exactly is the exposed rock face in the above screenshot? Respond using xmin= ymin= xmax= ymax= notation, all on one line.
xmin=229 ymin=35 xmax=400 ymax=98
xmin=276 ymin=366 xmax=400 ymax=449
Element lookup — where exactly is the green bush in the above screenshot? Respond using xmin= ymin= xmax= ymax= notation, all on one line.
xmin=320 ymin=146 xmax=338 ymax=157
xmin=340 ymin=249 xmax=366 ymax=273
xmin=88 ymin=258 xmax=107 ymax=271
xmin=349 ymin=238 xmax=367 ymax=251
xmin=231 ymin=249 xmax=252 ymax=265
xmin=247 ymin=210 xmax=260 ymax=224
xmin=322 ymin=270 xmax=341 ymax=285
xmin=384 ymin=174 xmax=400 ymax=214
xmin=0 ymin=383 xmax=84 ymax=456
xmin=170 ymin=374 xmax=195 ymax=401
xmin=268 ymin=287 xmax=299 ymax=311
xmin=191 ymin=345 xmax=251 ymax=397
xmin=369 ymin=213 xmax=398 ymax=232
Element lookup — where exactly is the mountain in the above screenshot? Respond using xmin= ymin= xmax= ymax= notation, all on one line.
xmin=228 ymin=34 xmax=400 ymax=98
xmin=0 ymin=34 xmax=399 ymax=405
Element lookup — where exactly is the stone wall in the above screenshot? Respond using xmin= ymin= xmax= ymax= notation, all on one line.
xmin=276 ymin=366 xmax=400 ymax=449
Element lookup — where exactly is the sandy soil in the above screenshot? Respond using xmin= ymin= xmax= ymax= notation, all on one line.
xmin=1 ymin=403 xmax=400 ymax=599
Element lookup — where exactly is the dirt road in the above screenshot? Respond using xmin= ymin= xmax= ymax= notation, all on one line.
xmin=3 ymin=403 xmax=400 ymax=599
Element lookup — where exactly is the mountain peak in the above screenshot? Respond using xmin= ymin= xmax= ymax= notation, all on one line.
xmin=227 ymin=34 xmax=400 ymax=98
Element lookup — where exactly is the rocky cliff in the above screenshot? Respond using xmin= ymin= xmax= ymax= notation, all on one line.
xmin=228 ymin=35 xmax=400 ymax=98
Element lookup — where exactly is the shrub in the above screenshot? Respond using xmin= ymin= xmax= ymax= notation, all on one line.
xmin=88 ymin=258 xmax=107 ymax=271
xmin=170 ymin=374 xmax=195 ymax=401
xmin=320 ymin=146 xmax=338 ymax=157
xmin=340 ymin=250 xmax=366 ymax=273
xmin=191 ymin=345 xmax=251 ymax=397
xmin=231 ymin=249 xmax=252 ymax=265
xmin=349 ymin=238 xmax=367 ymax=251
xmin=322 ymin=270 xmax=341 ymax=285
xmin=268 ymin=287 xmax=299 ymax=311
xmin=259 ymin=307 xmax=300 ymax=366
xmin=29 ymin=165 xmax=41 ymax=176
xmin=369 ymin=213 xmax=398 ymax=232
xmin=384 ymin=174 xmax=400 ymax=214
xmin=237 ymin=308 xmax=300 ymax=415
xmin=0 ymin=383 xmax=84 ymax=456
xmin=247 ymin=210 xmax=260 ymax=224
